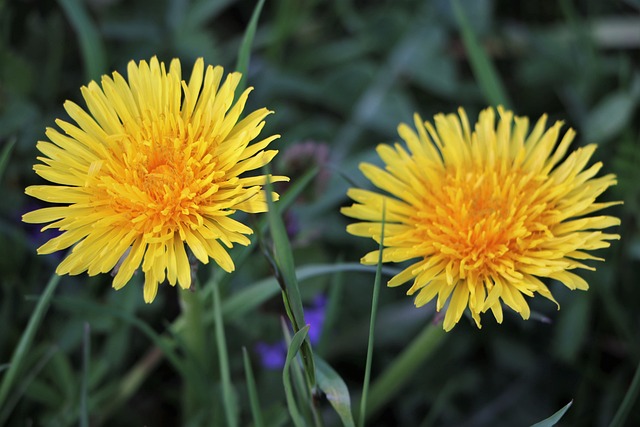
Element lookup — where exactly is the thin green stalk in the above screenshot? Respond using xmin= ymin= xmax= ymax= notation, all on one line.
xmin=180 ymin=287 xmax=207 ymax=369
xmin=242 ymin=347 xmax=264 ymax=427
xmin=179 ymin=286 xmax=208 ymax=421
xmin=452 ymin=0 xmax=510 ymax=108
xmin=235 ymin=0 xmax=266 ymax=93
xmin=0 ymin=346 xmax=57 ymax=425
xmin=283 ymin=326 xmax=311 ymax=427
xmin=281 ymin=319 xmax=322 ymax=427
xmin=263 ymin=169 xmax=316 ymax=388
xmin=94 ymin=347 xmax=163 ymax=427
xmin=0 ymin=273 xmax=60 ymax=412
xmin=608 ymin=357 xmax=640 ymax=427
xmin=366 ymin=323 xmax=446 ymax=419
xmin=358 ymin=204 xmax=386 ymax=427
xmin=57 ymin=0 xmax=106 ymax=82
xmin=0 ymin=137 xmax=16 ymax=185
xmin=212 ymin=279 xmax=238 ymax=427
xmin=80 ymin=323 xmax=90 ymax=427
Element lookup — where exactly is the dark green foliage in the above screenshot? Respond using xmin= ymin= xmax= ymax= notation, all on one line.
xmin=1 ymin=0 xmax=638 ymax=426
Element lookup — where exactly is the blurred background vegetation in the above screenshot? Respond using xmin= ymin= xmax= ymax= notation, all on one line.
xmin=1 ymin=0 xmax=639 ymax=426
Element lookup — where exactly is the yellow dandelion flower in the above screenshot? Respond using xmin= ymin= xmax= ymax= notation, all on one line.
xmin=22 ymin=57 xmax=288 ymax=303
xmin=341 ymin=106 xmax=620 ymax=331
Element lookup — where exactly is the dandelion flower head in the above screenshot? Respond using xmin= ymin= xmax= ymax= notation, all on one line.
xmin=23 ymin=57 xmax=287 ymax=302
xmin=341 ymin=106 xmax=620 ymax=331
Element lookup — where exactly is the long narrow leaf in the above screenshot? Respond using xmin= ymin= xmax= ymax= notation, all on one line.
xmin=316 ymin=356 xmax=356 ymax=427
xmin=0 ymin=274 xmax=60 ymax=412
xmin=358 ymin=203 xmax=386 ymax=427
xmin=53 ymin=297 xmax=186 ymax=375
xmin=80 ymin=323 xmax=90 ymax=427
xmin=0 ymin=346 xmax=57 ymax=425
xmin=530 ymin=400 xmax=573 ymax=427
xmin=609 ymin=356 xmax=640 ymax=427
xmin=264 ymin=169 xmax=315 ymax=387
xmin=283 ymin=326 xmax=310 ymax=427
xmin=221 ymin=263 xmax=397 ymax=323
xmin=235 ymin=0 xmax=267 ymax=93
xmin=452 ymin=0 xmax=510 ymax=108
xmin=57 ymin=0 xmax=106 ymax=82
xmin=212 ymin=279 xmax=238 ymax=427
xmin=242 ymin=347 xmax=264 ymax=427
xmin=0 ymin=137 xmax=16 ymax=185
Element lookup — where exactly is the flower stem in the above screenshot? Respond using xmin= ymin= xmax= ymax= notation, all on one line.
xmin=358 ymin=204 xmax=386 ymax=427
xmin=212 ymin=279 xmax=238 ymax=427
xmin=608 ymin=356 xmax=640 ymax=427
xmin=0 ymin=273 xmax=60 ymax=422
xmin=179 ymin=285 xmax=208 ymax=420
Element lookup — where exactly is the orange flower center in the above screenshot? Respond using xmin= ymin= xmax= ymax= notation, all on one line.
xmin=415 ymin=165 xmax=553 ymax=282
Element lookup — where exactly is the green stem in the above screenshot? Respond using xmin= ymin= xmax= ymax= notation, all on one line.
xmin=608 ymin=357 xmax=640 ymax=427
xmin=80 ymin=323 xmax=91 ymax=427
xmin=452 ymin=0 xmax=511 ymax=108
xmin=179 ymin=286 xmax=207 ymax=420
xmin=0 ymin=273 xmax=60 ymax=414
xmin=366 ymin=323 xmax=446 ymax=419
xmin=212 ymin=279 xmax=238 ymax=427
xmin=242 ymin=347 xmax=264 ymax=427
xmin=358 ymin=205 xmax=386 ymax=427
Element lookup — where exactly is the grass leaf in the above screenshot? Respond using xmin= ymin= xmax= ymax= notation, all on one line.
xmin=242 ymin=347 xmax=264 ymax=427
xmin=283 ymin=325 xmax=310 ymax=427
xmin=80 ymin=323 xmax=90 ymax=427
xmin=316 ymin=356 xmax=356 ymax=427
xmin=452 ymin=0 xmax=510 ymax=108
xmin=358 ymin=202 xmax=385 ymax=427
xmin=57 ymin=0 xmax=106 ymax=82
xmin=0 ymin=274 xmax=60 ymax=417
xmin=530 ymin=400 xmax=573 ymax=427
xmin=235 ymin=0 xmax=266 ymax=93
xmin=0 ymin=137 xmax=16 ymax=185
xmin=263 ymin=169 xmax=316 ymax=387
xmin=608 ymin=357 xmax=640 ymax=427
xmin=212 ymin=278 xmax=238 ymax=427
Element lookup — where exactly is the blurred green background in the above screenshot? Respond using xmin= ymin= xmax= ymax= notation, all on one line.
xmin=1 ymin=0 xmax=639 ymax=426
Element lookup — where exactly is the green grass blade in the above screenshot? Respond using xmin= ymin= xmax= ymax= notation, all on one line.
xmin=608 ymin=357 xmax=640 ymax=427
xmin=80 ymin=323 xmax=90 ymax=427
xmin=452 ymin=0 xmax=510 ymax=108
xmin=0 ymin=137 xmax=16 ymax=185
xmin=530 ymin=400 xmax=573 ymax=427
xmin=235 ymin=0 xmax=266 ymax=93
xmin=242 ymin=347 xmax=264 ymax=427
xmin=283 ymin=325 xmax=310 ymax=427
xmin=366 ymin=323 xmax=446 ymax=419
xmin=0 ymin=273 xmax=60 ymax=411
xmin=221 ymin=263 xmax=396 ymax=322
xmin=53 ymin=296 xmax=186 ymax=375
xmin=358 ymin=203 xmax=386 ymax=427
xmin=264 ymin=169 xmax=315 ymax=387
xmin=212 ymin=279 xmax=238 ymax=427
xmin=94 ymin=348 xmax=164 ymax=426
xmin=0 ymin=346 xmax=57 ymax=425
xmin=316 ymin=356 xmax=355 ymax=427
xmin=57 ymin=0 xmax=106 ymax=82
